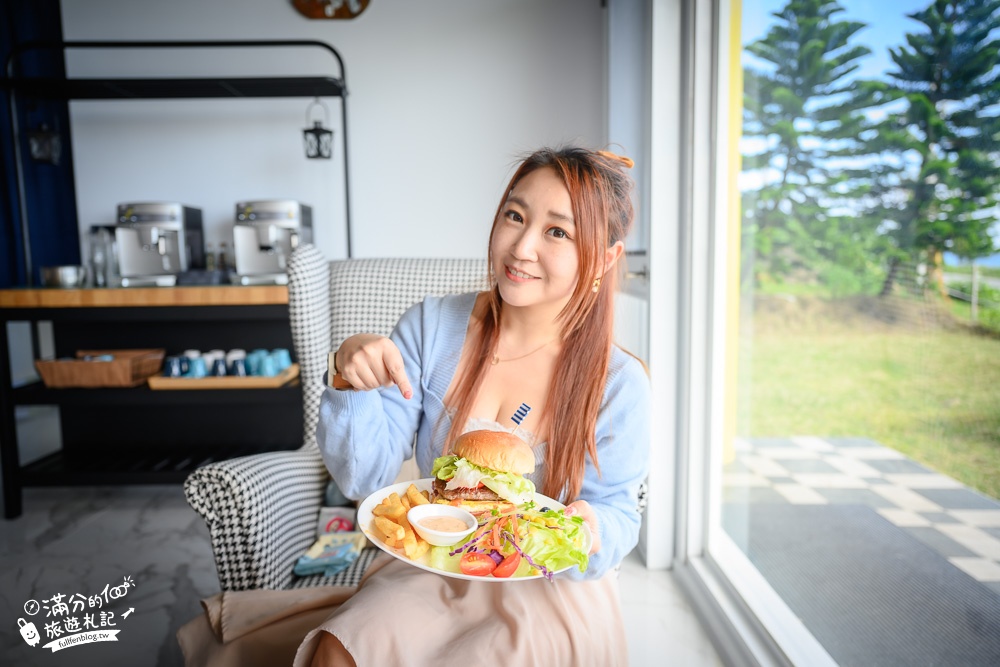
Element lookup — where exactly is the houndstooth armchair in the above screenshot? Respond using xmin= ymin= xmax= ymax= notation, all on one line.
xmin=184 ymin=245 xmax=488 ymax=590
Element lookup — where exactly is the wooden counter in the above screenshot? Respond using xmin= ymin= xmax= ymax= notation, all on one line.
xmin=0 ymin=284 xmax=300 ymax=519
xmin=0 ymin=285 xmax=288 ymax=309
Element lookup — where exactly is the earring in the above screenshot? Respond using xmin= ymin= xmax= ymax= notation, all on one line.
xmin=592 ymin=277 xmax=602 ymax=293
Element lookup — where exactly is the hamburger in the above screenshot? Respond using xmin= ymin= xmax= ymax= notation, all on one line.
xmin=430 ymin=430 xmax=536 ymax=512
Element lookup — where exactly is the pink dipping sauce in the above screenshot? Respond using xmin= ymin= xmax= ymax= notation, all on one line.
xmin=419 ymin=516 xmax=470 ymax=533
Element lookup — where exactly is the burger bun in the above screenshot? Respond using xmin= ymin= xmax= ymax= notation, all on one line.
xmin=453 ymin=430 xmax=535 ymax=475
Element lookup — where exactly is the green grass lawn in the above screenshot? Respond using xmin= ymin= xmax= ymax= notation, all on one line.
xmin=949 ymin=297 xmax=1000 ymax=334
xmin=741 ymin=304 xmax=1000 ymax=500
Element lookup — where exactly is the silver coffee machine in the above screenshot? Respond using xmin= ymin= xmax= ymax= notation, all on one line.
xmin=231 ymin=200 xmax=313 ymax=285
xmin=114 ymin=202 xmax=205 ymax=287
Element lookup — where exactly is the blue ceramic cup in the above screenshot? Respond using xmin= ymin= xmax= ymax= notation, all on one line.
xmin=226 ymin=348 xmax=246 ymax=369
xmin=246 ymin=349 xmax=268 ymax=376
xmin=211 ymin=358 xmax=228 ymax=377
xmin=163 ymin=356 xmax=184 ymax=377
xmin=187 ymin=356 xmax=208 ymax=378
xmin=271 ymin=348 xmax=292 ymax=371
xmin=229 ymin=358 xmax=248 ymax=377
xmin=259 ymin=354 xmax=278 ymax=377
xmin=181 ymin=349 xmax=200 ymax=375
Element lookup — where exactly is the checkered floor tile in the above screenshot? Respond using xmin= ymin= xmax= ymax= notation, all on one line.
xmin=724 ymin=437 xmax=1000 ymax=592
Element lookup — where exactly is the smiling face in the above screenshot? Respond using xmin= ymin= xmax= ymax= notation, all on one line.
xmin=21 ymin=622 xmax=38 ymax=645
xmin=490 ymin=167 xmax=579 ymax=316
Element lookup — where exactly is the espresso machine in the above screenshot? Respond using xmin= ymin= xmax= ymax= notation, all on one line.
xmin=114 ymin=202 xmax=205 ymax=286
xmin=231 ymin=200 xmax=313 ymax=285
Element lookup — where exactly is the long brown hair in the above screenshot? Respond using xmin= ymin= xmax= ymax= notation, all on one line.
xmin=445 ymin=147 xmax=635 ymax=503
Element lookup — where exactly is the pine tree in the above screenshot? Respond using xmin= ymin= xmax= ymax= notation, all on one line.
xmin=875 ymin=0 xmax=1000 ymax=294
xmin=742 ymin=0 xmax=887 ymax=292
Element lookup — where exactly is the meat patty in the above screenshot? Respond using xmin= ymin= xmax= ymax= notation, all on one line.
xmin=431 ymin=477 xmax=502 ymax=502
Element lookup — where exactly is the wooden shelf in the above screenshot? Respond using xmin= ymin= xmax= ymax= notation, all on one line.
xmin=21 ymin=444 xmax=298 ymax=486
xmin=13 ymin=381 xmax=301 ymax=406
xmin=0 ymin=285 xmax=288 ymax=309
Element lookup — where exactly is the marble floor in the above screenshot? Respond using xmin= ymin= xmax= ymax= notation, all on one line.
xmin=1 ymin=410 xmax=723 ymax=667
xmin=1 ymin=485 xmax=218 ymax=666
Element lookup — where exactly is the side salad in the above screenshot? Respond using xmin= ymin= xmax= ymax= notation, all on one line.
xmin=428 ymin=503 xmax=589 ymax=580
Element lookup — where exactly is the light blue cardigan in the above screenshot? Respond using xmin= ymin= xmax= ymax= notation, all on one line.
xmin=317 ymin=292 xmax=651 ymax=579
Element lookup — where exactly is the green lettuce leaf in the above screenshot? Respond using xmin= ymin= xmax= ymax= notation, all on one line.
xmin=431 ymin=455 xmax=461 ymax=480
xmin=430 ymin=455 xmax=536 ymax=504
xmin=519 ymin=510 xmax=589 ymax=574
xmin=478 ymin=472 xmax=535 ymax=505
xmin=427 ymin=546 xmax=463 ymax=574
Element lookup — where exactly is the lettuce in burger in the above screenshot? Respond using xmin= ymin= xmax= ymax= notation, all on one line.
xmin=431 ymin=430 xmax=536 ymax=508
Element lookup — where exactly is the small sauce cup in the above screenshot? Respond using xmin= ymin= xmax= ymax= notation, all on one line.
xmin=407 ymin=504 xmax=477 ymax=547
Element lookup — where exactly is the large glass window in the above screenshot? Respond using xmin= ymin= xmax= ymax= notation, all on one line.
xmin=722 ymin=0 xmax=1000 ymax=663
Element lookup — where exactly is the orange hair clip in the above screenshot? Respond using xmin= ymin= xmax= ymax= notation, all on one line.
xmin=596 ymin=149 xmax=635 ymax=169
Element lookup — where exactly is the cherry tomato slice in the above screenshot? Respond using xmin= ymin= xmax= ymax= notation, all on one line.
xmin=491 ymin=551 xmax=522 ymax=578
xmin=460 ymin=552 xmax=498 ymax=577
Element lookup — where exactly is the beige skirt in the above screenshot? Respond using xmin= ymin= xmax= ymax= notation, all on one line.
xmin=179 ymin=555 xmax=628 ymax=667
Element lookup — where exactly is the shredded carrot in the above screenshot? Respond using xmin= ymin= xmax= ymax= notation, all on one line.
xmin=468 ymin=521 xmax=492 ymax=547
xmin=490 ymin=519 xmax=501 ymax=550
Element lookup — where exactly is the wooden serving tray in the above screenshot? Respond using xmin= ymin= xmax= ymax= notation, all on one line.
xmin=148 ymin=363 xmax=299 ymax=390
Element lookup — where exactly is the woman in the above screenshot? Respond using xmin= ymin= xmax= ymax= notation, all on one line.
xmin=302 ymin=146 xmax=651 ymax=666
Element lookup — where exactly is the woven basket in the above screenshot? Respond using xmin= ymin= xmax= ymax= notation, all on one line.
xmin=35 ymin=349 xmax=165 ymax=388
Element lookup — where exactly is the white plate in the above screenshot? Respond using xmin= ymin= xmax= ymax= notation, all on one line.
xmin=358 ymin=478 xmax=590 ymax=582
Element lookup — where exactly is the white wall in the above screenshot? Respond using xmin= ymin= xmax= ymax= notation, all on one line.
xmin=59 ymin=0 xmax=607 ymax=261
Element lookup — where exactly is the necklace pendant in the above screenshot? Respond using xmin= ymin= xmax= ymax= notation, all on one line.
xmin=491 ymin=354 xmax=500 ymax=366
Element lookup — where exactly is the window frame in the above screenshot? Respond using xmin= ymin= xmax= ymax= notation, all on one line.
xmin=649 ymin=1 xmax=841 ymax=664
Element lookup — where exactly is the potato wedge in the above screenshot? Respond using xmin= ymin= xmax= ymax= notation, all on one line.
xmin=406 ymin=484 xmax=430 ymax=507
xmin=375 ymin=516 xmax=405 ymax=542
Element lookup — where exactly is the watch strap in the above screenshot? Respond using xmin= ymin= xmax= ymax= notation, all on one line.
xmin=328 ymin=350 xmax=354 ymax=390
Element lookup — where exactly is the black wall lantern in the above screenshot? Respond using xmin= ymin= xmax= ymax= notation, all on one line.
xmin=303 ymin=97 xmax=334 ymax=159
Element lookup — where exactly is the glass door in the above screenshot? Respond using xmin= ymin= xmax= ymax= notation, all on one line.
xmin=665 ymin=0 xmax=1000 ymax=664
